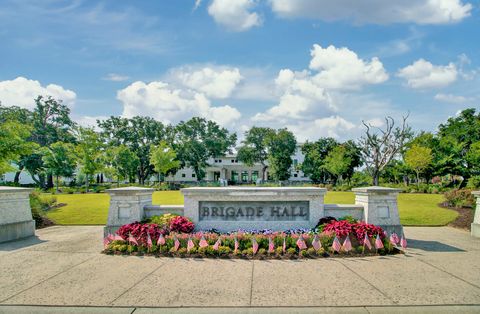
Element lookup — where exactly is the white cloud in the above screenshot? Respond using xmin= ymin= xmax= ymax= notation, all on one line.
xmin=74 ymin=115 xmax=109 ymax=130
xmin=434 ymin=93 xmax=471 ymax=104
xmin=208 ymin=0 xmax=262 ymax=32
xmin=253 ymin=44 xmax=388 ymax=124
xmin=309 ymin=44 xmax=389 ymax=89
xmin=0 ymin=76 xmax=76 ymax=109
xmin=269 ymin=0 xmax=472 ymax=25
xmin=397 ymin=59 xmax=458 ymax=89
xmin=168 ymin=66 xmax=243 ymax=98
xmin=103 ymin=73 xmax=130 ymax=82
xmin=117 ymin=80 xmax=241 ymax=126
xmin=286 ymin=115 xmax=356 ymax=141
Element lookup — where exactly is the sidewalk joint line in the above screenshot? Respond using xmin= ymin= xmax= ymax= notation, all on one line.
xmin=0 ymin=255 xmax=96 ymax=304
xmin=417 ymin=258 xmax=480 ymax=290
xmin=336 ymin=260 xmax=397 ymax=305
xmin=249 ymin=260 xmax=255 ymax=306
xmin=109 ymin=261 xmax=167 ymax=305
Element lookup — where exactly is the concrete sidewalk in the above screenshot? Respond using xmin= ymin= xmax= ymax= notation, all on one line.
xmin=0 ymin=226 xmax=479 ymax=312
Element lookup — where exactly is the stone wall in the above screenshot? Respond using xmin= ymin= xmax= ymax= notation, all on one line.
xmin=0 ymin=187 xmax=35 ymax=243
xmin=472 ymin=191 xmax=480 ymax=238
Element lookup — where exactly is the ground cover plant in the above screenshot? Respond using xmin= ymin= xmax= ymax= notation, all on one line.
xmin=43 ymin=190 xmax=457 ymax=226
xmin=103 ymin=215 xmax=404 ymax=259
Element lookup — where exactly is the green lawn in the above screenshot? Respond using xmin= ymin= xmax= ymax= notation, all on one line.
xmin=45 ymin=190 xmax=458 ymax=226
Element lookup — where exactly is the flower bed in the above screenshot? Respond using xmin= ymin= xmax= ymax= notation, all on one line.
xmin=103 ymin=215 xmax=406 ymax=259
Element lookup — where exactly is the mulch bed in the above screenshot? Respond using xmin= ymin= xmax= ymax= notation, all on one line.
xmin=440 ymin=202 xmax=475 ymax=230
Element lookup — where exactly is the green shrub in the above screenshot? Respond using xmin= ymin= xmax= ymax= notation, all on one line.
xmin=286 ymin=247 xmax=296 ymax=255
xmin=444 ymin=189 xmax=475 ymax=208
xmin=467 ymin=176 xmax=480 ymax=189
xmin=306 ymin=248 xmax=316 ymax=257
xmin=148 ymin=213 xmax=179 ymax=228
xmin=218 ymin=246 xmax=231 ymax=256
xmin=258 ymin=248 xmax=266 ymax=255
xmin=339 ymin=216 xmax=357 ymax=223
xmin=275 ymin=246 xmax=283 ymax=255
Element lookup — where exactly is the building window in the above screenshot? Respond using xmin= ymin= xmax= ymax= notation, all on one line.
xmin=192 ymin=173 xmax=196 ymax=178
xmin=251 ymin=171 xmax=258 ymax=181
xmin=231 ymin=171 xmax=238 ymax=181
xmin=181 ymin=173 xmax=186 ymax=178
xmin=231 ymin=159 xmax=234 ymax=163
xmin=293 ymin=173 xmax=298 ymax=178
xmin=241 ymin=171 xmax=248 ymax=182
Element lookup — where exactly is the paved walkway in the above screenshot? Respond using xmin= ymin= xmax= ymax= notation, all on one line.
xmin=0 ymin=226 xmax=479 ymax=313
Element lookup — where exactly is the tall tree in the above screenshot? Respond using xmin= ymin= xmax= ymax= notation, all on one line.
xmin=76 ymin=128 xmax=104 ymax=192
xmin=42 ymin=142 xmax=76 ymax=192
xmin=98 ymin=116 xmax=168 ymax=184
xmin=104 ymin=145 xmax=139 ymax=186
xmin=359 ymin=115 xmax=413 ymax=185
xmin=174 ymin=117 xmax=237 ymax=180
xmin=323 ymin=145 xmax=352 ymax=185
xmin=404 ymin=144 xmax=433 ymax=187
xmin=237 ymin=127 xmax=275 ymax=181
xmin=301 ymin=138 xmax=338 ymax=183
xmin=0 ymin=121 xmax=34 ymax=175
xmin=149 ymin=141 xmax=180 ymax=182
xmin=265 ymin=128 xmax=297 ymax=181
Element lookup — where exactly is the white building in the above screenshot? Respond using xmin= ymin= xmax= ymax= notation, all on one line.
xmin=165 ymin=144 xmax=309 ymax=183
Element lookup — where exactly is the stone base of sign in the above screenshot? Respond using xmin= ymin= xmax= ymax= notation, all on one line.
xmin=104 ymin=187 xmax=154 ymax=237
xmin=353 ymin=186 xmax=404 ymax=236
xmin=324 ymin=204 xmax=364 ymax=221
xmin=182 ymin=187 xmax=326 ymax=232
xmin=471 ymin=191 xmax=480 ymax=238
xmin=0 ymin=187 xmax=35 ymax=243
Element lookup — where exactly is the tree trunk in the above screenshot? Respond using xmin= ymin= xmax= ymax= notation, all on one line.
xmin=416 ymin=171 xmax=420 ymax=188
xmin=86 ymin=174 xmax=89 ymax=193
xmin=14 ymin=167 xmax=23 ymax=184
xmin=261 ymin=164 xmax=267 ymax=181
xmin=56 ymin=175 xmax=59 ymax=193
xmin=372 ymin=173 xmax=379 ymax=186
xmin=47 ymin=174 xmax=54 ymax=189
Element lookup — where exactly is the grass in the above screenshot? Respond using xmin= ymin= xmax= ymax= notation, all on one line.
xmin=44 ymin=190 xmax=458 ymax=226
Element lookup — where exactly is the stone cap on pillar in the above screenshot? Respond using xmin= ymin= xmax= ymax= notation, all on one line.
xmin=472 ymin=191 xmax=480 ymax=198
xmin=106 ymin=187 xmax=154 ymax=195
xmin=352 ymin=186 xmax=402 ymax=194
xmin=0 ymin=187 xmax=34 ymax=194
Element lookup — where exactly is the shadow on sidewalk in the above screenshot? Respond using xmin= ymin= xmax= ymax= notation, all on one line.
xmin=0 ymin=236 xmax=46 ymax=252
xmin=407 ymin=239 xmax=465 ymax=252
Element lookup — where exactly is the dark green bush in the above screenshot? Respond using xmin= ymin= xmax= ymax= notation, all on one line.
xmin=444 ymin=189 xmax=475 ymax=208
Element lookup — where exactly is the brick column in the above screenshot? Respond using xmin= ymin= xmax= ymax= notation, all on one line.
xmin=353 ymin=186 xmax=403 ymax=236
xmin=104 ymin=187 xmax=154 ymax=236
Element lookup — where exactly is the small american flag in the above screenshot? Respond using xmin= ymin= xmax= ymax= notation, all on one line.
xmin=114 ymin=234 xmax=124 ymax=241
xmin=342 ymin=235 xmax=352 ymax=252
xmin=252 ymin=237 xmax=258 ymax=254
xmin=146 ymin=233 xmax=153 ymax=248
xmin=268 ymin=237 xmax=275 ymax=253
xmin=173 ymin=236 xmax=180 ymax=251
xmin=390 ymin=233 xmax=399 ymax=245
xmin=400 ymin=234 xmax=407 ymax=250
xmin=296 ymin=235 xmax=307 ymax=250
xmin=128 ymin=233 xmax=138 ymax=246
xmin=157 ymin=233 xmax=166 ymax=246
xmin=312 ymin=234 xmax=321 ymax=251
xmin=363 ymin=233 xmax=372 ymax=250
xmin=332 ymin=236 xmax=341 ymax=252
xmin=234 ymin=237 xmax=239 ymax=253
xmin=375 ymin=234 xmax=384 ymax=250
xmin=199 ymin=236 xmax=209 ymax=248
xmin=187 ymin=238 xmax=195 ymax=252
xmin=103 ymin=237 xmax=110 ymax=248
xmin=107 ymin=234 xmax=115 ymax=242
xmin=213 ymin=238 xmax=221 ymax=250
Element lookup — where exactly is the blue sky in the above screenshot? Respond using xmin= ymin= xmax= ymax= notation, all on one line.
xmin=0 ymin=0 xmax=479 ymax=141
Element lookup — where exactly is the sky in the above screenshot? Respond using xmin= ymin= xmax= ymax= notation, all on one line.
xmin=0 ymin=0 xmax=479 ymax=142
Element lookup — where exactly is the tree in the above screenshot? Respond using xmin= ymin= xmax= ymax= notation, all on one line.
xmin=301 ymin=138 xmax=338 ymax=183
xmin=0 ymin=121 xmax=34 ymax=175
xmin=104 ymin=145 xmax=139 ymax=186
xmin=237 ymin=127 xmax=275 ymax=181
xmin=98 ymin=116 xmax=168 ymax=185
xmin=404 ymin=144 xmax=433 ymax=187
xmin=174 ymin=117 xmax=236 ymax=180
xmin=466 ymin=142 xmax=480 ymax=176
xmin=76 ymin=128 xmax=104 ymax=192
xmin=42 ymin=142 xmax=76 ymax=192
xmin=265 ymin=128 xmax=297 ymax=181
xmin=149 ymin=141 xmax=180 ymax=182
xmin=359 ymin=115 xmax=413 ymax=185
xmin=323 ymin=145 xmax=352 ymax=185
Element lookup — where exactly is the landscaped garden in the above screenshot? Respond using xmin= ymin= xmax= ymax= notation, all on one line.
xmin=42 ymin=190 xmax=458 ymax=226
xmin=103 ymin=214 xmax=404 ymax=259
